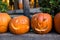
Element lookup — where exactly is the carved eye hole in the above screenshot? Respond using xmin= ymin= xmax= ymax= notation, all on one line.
xmin=43 ymin=18 xmax=46 ymax=21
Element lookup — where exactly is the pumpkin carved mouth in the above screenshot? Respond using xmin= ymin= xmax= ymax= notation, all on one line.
xmin=35 ymin=26 xmax=48 ymax=32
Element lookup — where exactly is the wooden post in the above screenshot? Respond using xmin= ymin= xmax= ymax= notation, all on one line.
xmin=23 ymin=0 xmax=32 ymax=32
xmin=34 ymin=0 xmax=36 ymax=8
xmin=23 ymin=0 xmax=30 ymax=18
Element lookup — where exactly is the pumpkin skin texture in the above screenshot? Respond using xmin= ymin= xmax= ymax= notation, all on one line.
xmin=31 ymin=13 xmax=52 ymax=34
xmin=0 ymin=13 xmax=11 ymax=33
xmin=9 ymin=16 xmax=29 ymax=34
xmin=54 ymin=13 xmax=60 ymax=33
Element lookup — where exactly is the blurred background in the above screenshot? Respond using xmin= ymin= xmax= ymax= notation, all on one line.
xmin=0 ymin=0 xmax=60 ymax=16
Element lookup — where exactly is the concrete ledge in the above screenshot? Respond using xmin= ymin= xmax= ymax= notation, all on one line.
xmin=0 ymin=32 xmax=60 ymax=40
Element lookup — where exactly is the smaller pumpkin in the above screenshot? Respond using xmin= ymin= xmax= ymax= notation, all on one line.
xmin=31 ymin=13 xmax=52 ymax=34
xmin=0 ymin=13 xmax=11 ymax=33
xmin=54 ymin=12 xmax=60 ymax=33
xmin=9 ymin=15 xmax=29 ymax=34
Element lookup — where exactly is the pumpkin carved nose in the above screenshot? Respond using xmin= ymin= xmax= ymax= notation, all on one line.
xmin=43 ymin=19 xmax=46 ymax=21
xmin=38 ymin=16 xmax=47 ymax=30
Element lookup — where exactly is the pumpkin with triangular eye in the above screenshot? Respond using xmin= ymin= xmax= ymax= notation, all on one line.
xmin=31 ymin=13 xmax=52 ymax=34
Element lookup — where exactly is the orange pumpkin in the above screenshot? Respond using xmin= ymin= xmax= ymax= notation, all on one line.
xmin=0 ymin=13 xmax=11 ymax=33
xmin=31 ymin=13 xmax=52 ymax=34
xmin=54 ymin=12 xmax=60 ymax=33
xmin=9 ymin=15 xmax=29 ymax=34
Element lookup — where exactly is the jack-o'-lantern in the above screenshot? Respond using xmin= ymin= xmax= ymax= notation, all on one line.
xmin=31 ymin=13 xmax=52 ymax=34
xmin=9 ymin=15 xmax=29 ymax=34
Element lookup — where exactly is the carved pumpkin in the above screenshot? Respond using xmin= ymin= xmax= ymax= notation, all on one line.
xmin=54 ymin=13 xmax=60 ymax=33
xmin=0 ymin=13 xmax=11 ymax=33
xmin=9 ymin=15 xmax=29 ymax=34
xmin=31 ymin=13 xmax=52 ymax=34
